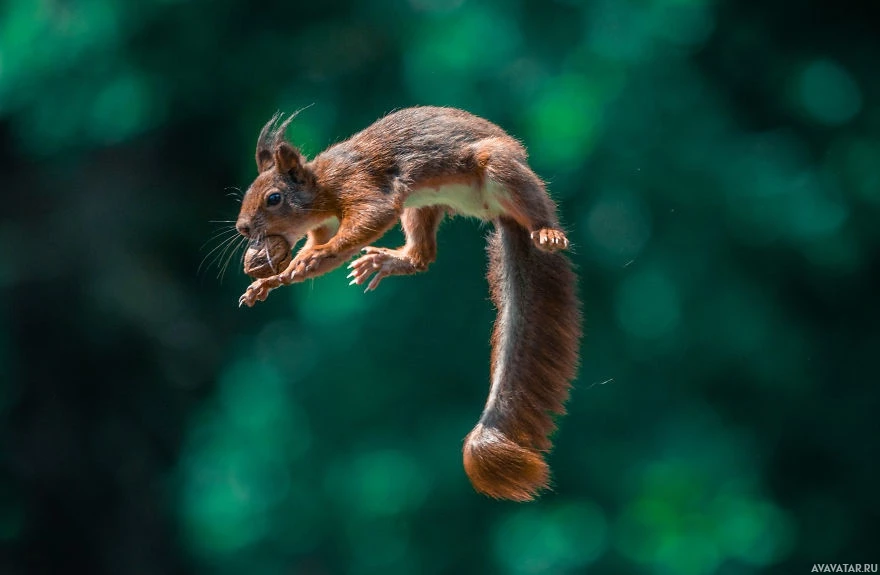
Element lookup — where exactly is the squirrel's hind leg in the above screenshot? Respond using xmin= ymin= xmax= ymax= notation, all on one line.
xmin=348 ymin=206 xmax=445 ymax=291
xmin=472 ymin=139 xmax=570 ymax=252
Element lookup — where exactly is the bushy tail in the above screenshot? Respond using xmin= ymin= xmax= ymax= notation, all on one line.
xmin=463 ymin=217 xmax=581 ymax=501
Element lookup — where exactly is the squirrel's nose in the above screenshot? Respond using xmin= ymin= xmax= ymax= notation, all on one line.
xmin=236 ymin=221 xmax=251 ymax=238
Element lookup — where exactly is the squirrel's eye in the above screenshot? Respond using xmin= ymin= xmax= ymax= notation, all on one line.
xmin=266 ymin=192 xmax=282 ymax=207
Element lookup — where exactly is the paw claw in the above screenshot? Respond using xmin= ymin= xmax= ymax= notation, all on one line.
xmin=347 ymin=248 xmax=420 ymax=292
xmin=531 ymin=227 xmax=569 ymax=253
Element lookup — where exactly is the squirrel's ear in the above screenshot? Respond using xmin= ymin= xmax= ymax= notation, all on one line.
xmin=273 ymin=142 xmax=304 ymax=177
xmin=256 ymin=149 xmax=274 ymax=173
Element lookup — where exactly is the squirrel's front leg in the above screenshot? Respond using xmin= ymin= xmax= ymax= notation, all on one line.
xmin=288 ymin=204 xmax=401 ymax=282
xmin=239 ymin=204 xmax=400 ymax=306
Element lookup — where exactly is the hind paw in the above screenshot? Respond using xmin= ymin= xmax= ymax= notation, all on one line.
xmin=531 ymin=228 xmax=569 ymax=252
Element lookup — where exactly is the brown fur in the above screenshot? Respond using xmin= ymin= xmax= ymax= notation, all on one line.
xmin=235 ymin=106 xmax=582 ymax=500
xmin=464 ymin=217 xmax=581 ymax=500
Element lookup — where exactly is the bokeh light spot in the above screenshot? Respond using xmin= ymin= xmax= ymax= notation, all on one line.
xmin=615 ymin=269 xmax=681 ymax=339
xmin=616 ymin=449 xmax=792 ymax=575
xmin=585 ymin=187 xmax=652 ymax=267
xmin=296 ymin=267 xmax=367 ymax=328
xmin=217 ymin=358 xmax=312 ymax=458
xmin=494 ymin=501 xmax=608 ymax=574
xmin=586 ymin=0 xmax=652 ymax=63
xmin=88 ymin=71 xmax=154 ymax=143
xmin=785 ymin=172 xmax=848 ymax=240
xmin=838 ymin=137 xmax=880 ymax=205
xmin=327 ymin=449 xmax=429 ymax=518
xmin=403 ymin=6 xmax=520 ymax=104
xmin=615 ymin=499 xmax=659 ymax=562
xmin=179 ymin=353 xmax=313 ymax=558
xmin=528 ymin=74 xmax=603 ymax=169
xmin=798 ymin=59 xmax=862 ymax=126
xmin=715 ymin=497 xmax=797 ymax=566
xmin=180 ymin=443 xmax=272 ymax=555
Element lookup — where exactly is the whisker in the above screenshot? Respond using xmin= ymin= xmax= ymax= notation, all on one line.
xmin=233 ymin=236 xmax=250 ymax=276
xmin=220 ymin=235 xmax=246 ymax=278
xmin=264 ymin=241 xmax=275 ymax=274
xmin=206 ymin=222 xmax=238 ymax=231
xmin=219 ymin=236 xmax=249 ymax=282
xmin=214 ymin=234 xmax=244 ymax=280
xmin=240 ymin=238 xmax=249 ymax=266
xmin=209 ymin=241 xmax=241 ymax=281
xmin=206 ymin=233 xmax=241 ymax=269
xmin=199 ymin=227 xmax=238 ymax=251
xmin=205 ymin=222 xmax=237 ymax=232
xmin=199 ymin=230 xmax=238 ymax=262
xmin=206 ymin=223 xmax=238 ymax=237
xmin=199 ymin=233 xmax=241 ymax=275
xmin=203 ymin=225 xmax=237 ymax=237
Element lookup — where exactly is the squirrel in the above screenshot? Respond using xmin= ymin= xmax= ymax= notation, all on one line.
xmin=235 ymin=106 xmax=582 ymax=501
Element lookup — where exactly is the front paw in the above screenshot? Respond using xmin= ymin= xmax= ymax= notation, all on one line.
xmin=282 ymin=248 xmax=334 ymax=283
xmin=347 ymin=247 xmax=416 ymax=292
xmin=238 ymin=275 xmax=282 ymax=307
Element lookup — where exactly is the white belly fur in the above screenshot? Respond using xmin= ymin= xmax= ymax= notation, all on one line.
xmin=404 ymin=180 xmax=509 ymax=219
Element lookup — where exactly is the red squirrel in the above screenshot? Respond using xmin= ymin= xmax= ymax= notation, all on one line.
xmin=235 ymin=106 xmax=582 ymax=501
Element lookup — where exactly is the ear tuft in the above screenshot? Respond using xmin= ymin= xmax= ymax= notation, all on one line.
xmin=255 ymin=109 xmax=311 ymax=174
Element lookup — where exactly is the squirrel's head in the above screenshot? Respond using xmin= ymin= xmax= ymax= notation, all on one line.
xmin=236 ymin=112 xmax=320 ymax=244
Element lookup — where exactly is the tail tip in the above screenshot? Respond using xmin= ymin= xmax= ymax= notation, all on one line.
xmin=463 ymin=424 xmax=550 ymax=502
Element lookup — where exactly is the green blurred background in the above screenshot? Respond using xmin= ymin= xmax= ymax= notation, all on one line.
xmin=1 ymin=0 xmax=878 ymax=573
